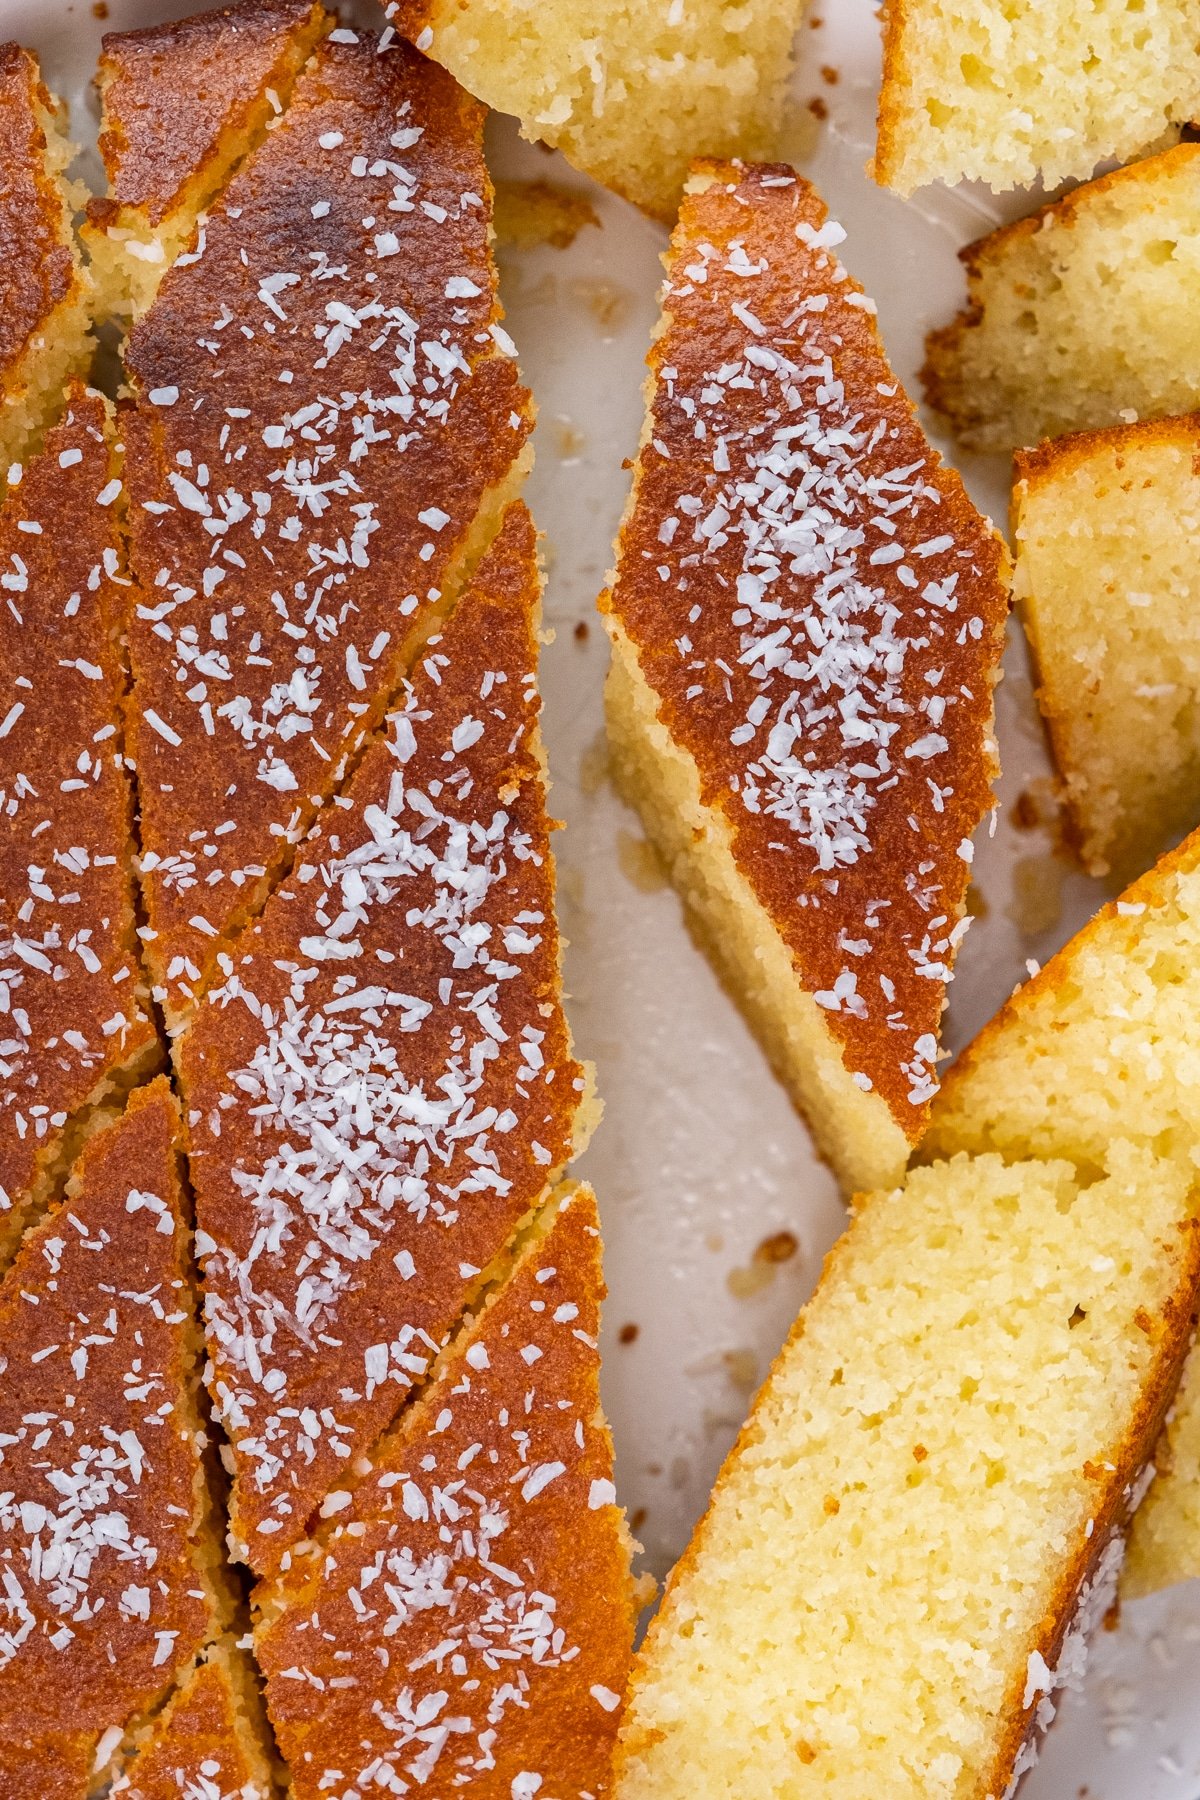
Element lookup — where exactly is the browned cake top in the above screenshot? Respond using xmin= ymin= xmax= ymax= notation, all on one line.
xmin=0 ymin=43 xmax=79 ymax=391
xmin=112 ymin=1645 xmax=270 ymax=1799
xmin=0 ymin=387 xmax=157 ymax=1243
xmin=604 ymin=162 xmax=1010 ymax=1134
xmin=180 ymin=506 xmax=585 ymax=1575
xmin=0 ymin=1079 xmax=216 ymax=1756
xmin=121 ymin=30 xmax=532 ymax=1022
xmin=257 ymin=1185 xmax=633 ymax=1800
xmin=95 ymin=0 xmax=326 ymax=227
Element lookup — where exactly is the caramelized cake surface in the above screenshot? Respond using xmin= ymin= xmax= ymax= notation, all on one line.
xmin=602 ymin=162 xmax=1009 ymax=1189
xmin=113 ymin=1640 xmax=275 ymax=1799
xmin=119 ymin=29 xmax=533 ymax=1025
xmin=180 ymin=505 xmax=587 ymax=1573
xmin=257 ymin=1184 xmax=635 ymax=1800
xmin=0 ymin=386 xmax=158 ymax=1261
xmin=0 ymin=1079 xmax=220 ymax=1783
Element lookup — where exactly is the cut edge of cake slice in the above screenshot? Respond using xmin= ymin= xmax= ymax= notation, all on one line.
xmin=109 ymin=1636 xmax=279 ymax=1799
xmin=84 ymin=0 xmax=330 ymax=323
xmin=612 ymin=1145 xmax=1200 ymax=1798
xmin=0 ymin=45 xmax=95 ymax=479
xmin=601 ymin=159 xmax=1010 ymax=1196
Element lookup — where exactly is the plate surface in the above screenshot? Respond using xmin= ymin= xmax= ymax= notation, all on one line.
xmin=9 ymin=0 xmax=1200 ymax=1790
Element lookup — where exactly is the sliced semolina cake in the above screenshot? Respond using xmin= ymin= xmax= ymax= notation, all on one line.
xmin=874 ymin=0 xmax=1200 ymax=196
xmin=924 ymin=145 xmax=1200 ymax=453
xmin=0 ymin=45 xmax=93 ymax=475
xmin=0 ymin=1079 xmax=227 ymax=1793
xmin=601 ymin=162 xmax=1010 ymax=1195
xmin=0 ymin=385 xmax=159 ymax=1267
xmin=115 ymin=25 xmax=534 ymax=1030
xmin=1009 ymin=418 xmax=1200 ymax=883
xmin=85 ymin=0 xmax=328 ymax=322
xmin=385 ymin=0 xmax=800 ymax=220
xmin=256 ymin=1183 xmax=637 ymax=1800
xmin=613 ymin=1147 xmax=1200 ymax=1799
xmin=111 ymin=1640 xmax=276 ymax=1800
xmin=925 ymin=829 xmax=1200 ymax=1594
xmin=179 ymin=505 xmax=593 ymax=1574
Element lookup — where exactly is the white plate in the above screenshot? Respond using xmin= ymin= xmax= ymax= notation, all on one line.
xmin=10 ymin=0 xmax=1200 ymax=1790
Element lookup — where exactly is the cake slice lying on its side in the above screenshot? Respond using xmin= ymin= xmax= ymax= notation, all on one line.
xmin=0 ymin=44 xmax=93 ymax=473
xmin=111 ymin=1640 xmax=276 ymax=1800
xmin=0 ymin=385 xmax=159 ymax=1267
xmin=926 ymin=828 xmax=1200 ymax=1596
xmin=614 ymin=1148 xmax=1200 ymax=1799
xmin=923 ymin=145 xmax=1200 ymax=453
xmin=1010 ymin=419 xmax=1200 ymax=883
xmin=179 ymin=504 xmax=594 ymax=1575
xmin=85 ymin=0 xmax=328 ymax=321
xmin=384 ymin=0 xmax=800 ymax=220
xmin=0 ymin=1079 xmax=230 ymax=1796
xmin=257 ymin=1183 xmax=636 ymax=1800
xmin=106 ymin=18 xmax=534 ymax=1027
xmin=602 ymin=161 xmax=1010 ymax=1195
xmin=874 ymin=0 xmax=1200 ymax=196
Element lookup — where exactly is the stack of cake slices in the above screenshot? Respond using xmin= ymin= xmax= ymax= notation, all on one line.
xmin=0 ymin=7 xmax=637 ymax=1794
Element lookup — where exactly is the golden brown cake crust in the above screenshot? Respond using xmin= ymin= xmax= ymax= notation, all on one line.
xmin=113 ymin=1647 xmax=271 ymax=1799
xmin=0 ymin=1079 xmax=216 ymax=1769
xmin=257 ymin=1185 xmax=634 ymax=1800
xmin=180 ymin=504 xmax=585 ymax=1575
xmin=0 ymin=43 xmax=78 ymax=390
xmin=0 ymin=384 xmax=158 ymax=1253
xmin=602 ymin=161 xmax=1009 ymax=1134
xmin=120 ymin=30 xmax=532 ymax=1022
xmin=95 ymin=0 xmax=327 ymax=228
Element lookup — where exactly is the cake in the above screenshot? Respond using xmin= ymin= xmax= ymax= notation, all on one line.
xmin=0 ymin=45 xmax=93 ymax=473
xmin=85 ymin=0 xmax=328 ymax=321
xmin=874 ymin=0 xmax=1200 ymax=196
xmin=0 ymin=1078 xmax=227 ymax=1792
xmin=256 ymin=1183 xmax=637 ymax=1800
xmin=924 ymin=145 xmax=1200 ymax=453
xmin=111 ymin=1640 xmax=276 ymax=1800
xmin=0 ymin=384 xmax=159 ymax=1266
xmin=613 ymin=1147 xmax=1200 ymax=1798
xmin=601 ymin=162 xmax=1011 ymax=1195
xmin=1010 ymin=418 xmax=1200 ymax=882
xmin=385 ymin=0 xmax=800 ymax=220
xmin=926 ymin=828 xmax=1200 ymax=1594
xmin=179 ymin=503 xmax=593 ymax=1573
xmin=110 ymin=20 xmax=534 ymax=1027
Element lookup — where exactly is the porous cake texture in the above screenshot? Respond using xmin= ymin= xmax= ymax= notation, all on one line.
xmin=257 ymin=1184 xmax=636 ymax=1800
xmin=180 ymin=505 xmax=592 ymax=1574
xmin=614 ymin=1148 xmax=1200 ymax=1798
xmin=1010 ymin=418 xmax=1200 ymax=883
xmin=602 ymin=162 xmax=1010 ymax=1195
xmin=0 ymin=385 xmax=159 ymax=1267
xmin=0 ymin=44 xmax=93 ymax=473
xmin=386 ymin=0 xmax=800 ymax=219
xmin=875 ymin=0 xmax=1200 ymax=196
xmin=926 ymin=830 xmax=1200 ymax=1595
xmin=86 ymin=0 xmax=328 ymax=321
xmin=114 ymin=26 xmax=534 ymax=1026
xmin=0 ymin=1080 xmax=225 ymax=1792
xmin=924 ymin=145 xmax=1200 ymax=453
xmin=111 ymin=1640 xmax=276 ymax=1799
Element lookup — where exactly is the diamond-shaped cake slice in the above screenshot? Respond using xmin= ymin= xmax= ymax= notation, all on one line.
xmin=0 ymin=44 xmax=93 ymax=473
xmin=85 ymin=0 xmax=328 ymax=321
xmin=112 ymin=1639 xmax=276 ymax=1800
xmin=0 ymin=385 xmax=159 ymax=1265
xmin=117 ymin=25 xmax=534 ymax=1028
xmin=256 ymin=1182 xmax=636 ymax=1800
xmin=179 ymin=503 xmax=591 ymax=1574
xmin=602 ymin=161 xmax=1011 ymax=1195
xmin=0 ymin=1078 xmax=225 ymax=1790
